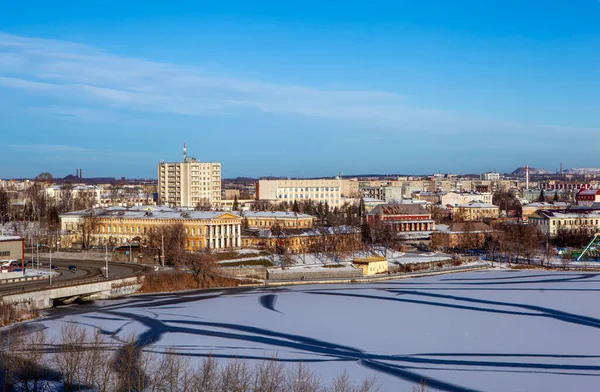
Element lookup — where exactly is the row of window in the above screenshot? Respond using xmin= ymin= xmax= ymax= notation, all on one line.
xmin=277 ymin=195 xmax=340 ymax=203
xmin=0 ymin=251 xmax=10 ymax=256
xmin=252 ymin=220 xmax=311 ymax=227
xmin=279 ymin=187 xmax=340 ymax=192
xmin=553 ymin=219 xmax=600 ymax=226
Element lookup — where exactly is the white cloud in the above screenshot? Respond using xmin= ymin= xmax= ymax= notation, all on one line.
xmin=0 ymin=32 xmax=598 ymax=138
xmin=0 ymin=32 xmax=448 ymax=124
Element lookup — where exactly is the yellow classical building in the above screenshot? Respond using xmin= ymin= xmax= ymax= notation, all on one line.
xmin=241 ymin=226 xmax=362 ymax=254
xmin=353 ymin=256 xmax=388 ymax=276
xmin=60 ymin=206 xmax=242 ymax=251
xmin=241 ymin=211 xmax=314 ymax=229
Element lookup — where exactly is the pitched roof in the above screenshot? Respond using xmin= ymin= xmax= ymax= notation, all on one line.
xmin=369 ymin=203 xmax=428 ymax=216
xmin=240 ymin=211 xmax=314 ymax=219
xmin=448 ymin=222 xmax=493 ymax=233
xmin=457 ymin=200 xmax=498 ymax=208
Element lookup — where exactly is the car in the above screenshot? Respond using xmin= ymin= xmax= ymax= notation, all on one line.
xmin=68 ymin=265 xmax=77 ymax=271
xmin=51 ymin=265 xmax=59 ymax=270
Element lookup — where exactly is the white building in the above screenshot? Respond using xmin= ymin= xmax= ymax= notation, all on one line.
xmin=158 ymin=151 xmax=221 ymax=208
xmin=483 ymin=172 xmax=501 ymax=181
xmin=257 ymin=179 xmax=343 ymax=208
xmin=441 ymin=191 xmax=493 ymax=207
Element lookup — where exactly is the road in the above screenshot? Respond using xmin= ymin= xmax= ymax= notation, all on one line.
xmin=0 ymin=257 xmax=145 ymax=295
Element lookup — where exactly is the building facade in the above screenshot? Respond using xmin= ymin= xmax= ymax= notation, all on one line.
xmin=441 ymin=191 xmax=493 ymax=207
xmin=0 ymin=236 xmax=24 ymax=263
xmin=353 ymin=256 xmax=388 ymax=276
xmin=521 ymin=202 xmax=569 ymax=220
xmin=577 ymin=189 xmax=600 ymax=207
xmin=366 ymin=204 xmax=435 ymax=234
xmin=431 ymin=222 xmax=493 ymax=249
xmin=60 ymin=206 xmax=241 ymax=251
xmin=240 ymin=211 xmax=314 ymax=229
xmin=158 ymin=156 xmax=221 ymax=208
xmin=529 ymin=209 xmax=600 ymax=237
xmin=241 ymin=226 xmax=361 ymax=254
xmin=455 ymin=201 xmax=500 ymax=221
xmin=257 ymin=179 xmax=343 ymax=208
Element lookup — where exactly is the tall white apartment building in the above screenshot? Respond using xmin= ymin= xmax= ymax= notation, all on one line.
xmin=257 ymin=179 xmax=343 ymax=208
xmin=158 ymin=148 xmax=221 ymax=208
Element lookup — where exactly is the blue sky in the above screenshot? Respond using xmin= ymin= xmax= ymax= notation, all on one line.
xmin=1 ymin=0 xmax=599 ymax=179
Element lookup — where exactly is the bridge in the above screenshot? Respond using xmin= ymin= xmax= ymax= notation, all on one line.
xmin=0 ymin=257 xmax=146 ymax=311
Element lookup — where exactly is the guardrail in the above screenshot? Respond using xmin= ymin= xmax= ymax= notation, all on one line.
xmin=0 ymin=269 xmax=145 ymax=299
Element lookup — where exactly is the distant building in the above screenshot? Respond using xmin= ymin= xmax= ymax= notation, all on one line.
xmin=529 ymin=209 xmax=600 ymax=237
xmin=158 ymin=153 xmax=221 ymax=208
xmin=46 ymin=185 xmax=102 ymax=202
xmin=60 ymin=206 xmax=240 ymax=251
xmin=257 ymin=179 xmax=344 ymax=208
xmin=0 ymin=236 xmax=24 ymax=264
xmin=577 ymin=189 xmax=600 ymax=207
xmin=521 ymin=202 xmax=569 ymax=220
xmin=455 ymin=201 xmax=500 ymax=221
xmin=431 ymin=222 xmax=493 ymax=250
xmin=483 ymin=172 xmax=501 ymax=181
xmin=441 ymin=191 xmax=493 ymax=207
xmin=240 ymin=211 xmax=314 ymax=229
xmin=241 ymin=225 xmax=361 ymax=254
xmin=366 ymin=204 xmax=435 ymax=239
xmin=223 ymin=189 xmax=240 ymax=200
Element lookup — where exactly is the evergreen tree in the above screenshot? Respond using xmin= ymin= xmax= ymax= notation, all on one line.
xmin=553 ymin=190 xmax=560 ymax=202
xmin=537 ymin=189 xmax=545 ymax=202
xmin=232 ymin=195 xmax=239 ymax=211
xmin=292 ymin=200 xmax=300 ymax=213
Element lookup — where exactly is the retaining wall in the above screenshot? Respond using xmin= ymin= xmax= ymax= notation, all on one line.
xmin=221 ymin=266 xmax=267 ymax=280
xmin=267 ymin=266 xmax=363 ymax=281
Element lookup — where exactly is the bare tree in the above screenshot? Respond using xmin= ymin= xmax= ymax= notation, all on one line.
xmin=53 ymin=323 xmax=87 ymax=392
xmin=252 ymin=357 xmax=286 ymax=392
xmin=184 ymin=251 xmax=219 ymax=288
xmin=285 ymin=362 xmax=323 ymax=392
xmin=147 ymin=223 xmax=187 ymax=265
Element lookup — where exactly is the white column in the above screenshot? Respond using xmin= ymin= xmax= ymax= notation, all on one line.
xmin=237 ymin=223 xmax=241 ymax=248
xmin=208 ymin=224 xmax=213 ymax=249
xmin=227 ymin=224 xmax=232 ymax=248
xmin=221 ymin=224 xmax=225 ymax=249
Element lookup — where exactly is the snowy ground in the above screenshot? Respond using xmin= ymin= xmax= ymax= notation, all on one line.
xmin=25 ymin=269 xmax=55 ymax=277
xmin=219 ymin=248 xmax=452 ymax=269
xmin=29 ymin=271 xmax=600 ymax=391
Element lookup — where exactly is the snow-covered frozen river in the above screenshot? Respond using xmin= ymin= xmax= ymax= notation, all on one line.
xmin=34 ymin=271 xmax=600 ymax=391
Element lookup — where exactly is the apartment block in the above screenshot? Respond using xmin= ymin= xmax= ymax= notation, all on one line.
xmin=158 ymin=156 xmax=221 ymax=208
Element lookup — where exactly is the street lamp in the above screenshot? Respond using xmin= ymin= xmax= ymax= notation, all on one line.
xmin=38 ymin=243 xmax=58 ymax=285
xmin=105 ymin=241 xmax=109 ymax=279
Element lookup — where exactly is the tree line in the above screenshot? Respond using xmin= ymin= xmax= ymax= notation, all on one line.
xmin=0 ymin=324 xmax=385 ymax=392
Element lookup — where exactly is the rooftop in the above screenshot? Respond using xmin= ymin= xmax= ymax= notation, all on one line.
xmin=369 ymin=203 xmax=429 ymax=216
xmin=0 ymin=235 xmax=22 ymax=242
xmin=240 ymin=211 xmax=314 ymax=219
xmin=533 ymin=209 xmax=600 ymax=219
xmin=60 ymin=205 xmax=239 ymax=221
xmin=457 ymin=201 xmax=498 ymax=208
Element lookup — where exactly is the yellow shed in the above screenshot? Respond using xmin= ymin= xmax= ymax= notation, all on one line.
xmin=353 ymin=256 xmax=388 ymax=276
